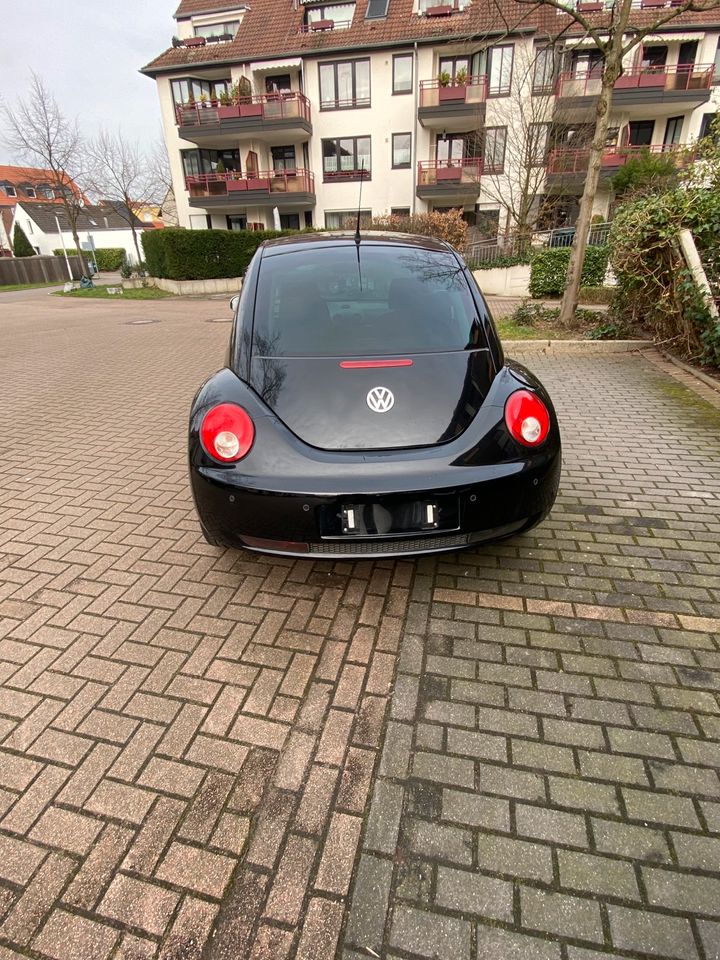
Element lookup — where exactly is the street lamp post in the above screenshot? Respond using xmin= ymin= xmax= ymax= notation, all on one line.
xmin=55 ymin=214 xmax=73 ymax=281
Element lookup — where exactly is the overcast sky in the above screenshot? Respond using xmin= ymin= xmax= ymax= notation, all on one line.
xmin=0 ymin=0 xmax=177 ymax=164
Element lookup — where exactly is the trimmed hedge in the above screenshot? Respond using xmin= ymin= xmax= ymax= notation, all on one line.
xmin=141 ymin=228 xmax=309 ymax=280
xmin=529 ymin=246 xmax=609 ymax=298
xmin=53 ymin=247 xmax=126 ymax=271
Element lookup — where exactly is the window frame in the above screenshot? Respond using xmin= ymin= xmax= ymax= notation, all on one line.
xmin=2 ymin=183 xmax=17 ymax=198
xmin=25 ymin=186 xmax=37 ymax=199
xmin=365 ymin=0 xmax=390 ymax=18
xmin=321 ymin=136 xmax=372 ymax=181
xmin=324 ymin=208 xmax=372 ymax=229
xmin=391 ymin=207 xmax=411 ymax=216
xmin=171 ymin=77 xmax=232 ymax=106
xmin=271 ymin=145 xmax=297 ymax=172
xmin=318 ymin=57 xmax=371 ymax=110
xmin=392 ymin=53 xmax=413 ymax=95
xmin=487 ymin=44 xmax=514 ymax=97
xmin=532 ymin=46 xmax=557 ymax=95
xmin=528 ymin=122 xmax=550 ymax=165
xmin=391 ymin=132 xmax=412 ymax=169
xmin=305 ymin=2 xmax=356 ymax=29
xmin=193 ymin=20 xmax=240 ymax=38
xmin=483 ymin=126 xmax=507 ymax=173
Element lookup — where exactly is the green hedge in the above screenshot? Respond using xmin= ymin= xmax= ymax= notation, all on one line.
xmin=529 ymin=246 xmax=609 ymax=298
xmin=141 ymin=228 xmax=309 ymax=280
xmin=53 ymin=247 xmax=126 ymax=271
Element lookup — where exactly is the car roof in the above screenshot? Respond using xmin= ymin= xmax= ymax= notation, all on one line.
xmin=261 ymin=231 xmax=453 ymax=257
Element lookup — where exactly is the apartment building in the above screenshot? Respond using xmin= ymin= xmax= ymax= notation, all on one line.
xmin=142 ymin=0 xmax=720 ymax=238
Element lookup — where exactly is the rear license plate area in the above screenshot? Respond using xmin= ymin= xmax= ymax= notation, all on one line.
xmin=320 ymin=494 xmax=459 ymax=539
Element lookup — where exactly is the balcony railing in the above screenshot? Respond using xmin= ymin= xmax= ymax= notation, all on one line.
xmin=186 ymin=168 xmax=315 ymax=198
xmin=546 ymin=142 xmax=691 ymax=175
xmin=298 ymin=19 xmax=353 ymax=31
xmin=419 ymin=76 xmax=488 ymax=108
xmin=417 ymin=158 xmax=483 ymax=186
xmin=175 ymin=92 xmax=311 ymax=127
xmin=556 ymin=63 xmax=714 ymax=98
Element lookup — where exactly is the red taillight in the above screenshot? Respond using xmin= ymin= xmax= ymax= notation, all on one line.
xmin=504 ymin=390 xmax=550 ymax=447
xmin=200 ymin=403 xmax=254 ymax=462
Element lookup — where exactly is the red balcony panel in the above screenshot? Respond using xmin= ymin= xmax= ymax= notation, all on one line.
xmin=186 ymin=168 xmax=315 ymax=198
xmin=419 ymin=76 xmax=487 ymax=108
xmin=175 ymin=92 xmax=312 ymax=127
xmin=556 ymin=63 xmax=714 ymax=98
xmin=546 ymin=143 xmax=692 ymax=175
xmin=417 ymin=158 xmax=483 ymax=186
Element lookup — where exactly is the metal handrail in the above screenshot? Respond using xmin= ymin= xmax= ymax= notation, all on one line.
xmin=175 ymin=92 xmax=311 ymax=127
xmin=185 ymin=168 xmax=315 ymax=196
xmin=556 ymin=62 xmax=714 ymax=97
xmin=547 ymin=142 xmax=692 ymax=174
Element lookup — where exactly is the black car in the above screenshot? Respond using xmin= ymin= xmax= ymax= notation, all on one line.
xmin=188 ymin=232 xmax=560 ymax=558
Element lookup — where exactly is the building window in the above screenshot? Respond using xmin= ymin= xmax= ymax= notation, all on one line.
xmin=325 ymin=209 xmax=371 ymax=229
xmin=171 ymin=77 xmax=231 ymax=106
xmin=181 ymin=148 xmax=241 ymax=177
xmin=533 ymin=47 xmax=557 ymax=94
xmin=439 ymin=55 xmax=470 ymax=80
xmin=319 ymin=59 xmax=370 ymax=109
xmin=26 ymin=221 xmax=33 ymax=234
xmin=266 ymin=74 xmax=292 ymax=93
xmin=393 ymin=54 xmax=413 ymax=94
xmin=714 ymin=39 xmax=720 ymax=82
xmin=280 ymin=213 xmax=301 ymax=229
xmin=391 ymin=207 xmax=411 ymax=216
xmin=436 ymin=132 xmax=481 ymax=162
xmin=366 ymin=0 xmax=389 ymax=17
xmin=272 ymin=145 xmax=297 ymax=172
xmin=1 ymin=183 xmax=17 ymax=198
xmin=194 ymin=20 xmax=240 ymax=39
xmin=38 ymin=185 xmax=54 ymax=199
xmin=628 ymin=120 xmax=654 ymax=147
xmin=322 ymin=136 xmax=371 ymax=180
xmin=25 ymin=187 xmax=37 ymax=199
xmin=488 ymin=45 xmax=513 ymax=96
xmin=305 ymin=3 xmax=355 ymax=29
xmin=699 ymin=113 xmax=716 ymax=139
xmin=392 ymin=133 xmax=411 ymax=168
xmin=663 ymin=116 xmax=683 ymax=146
xmin=528 ymin=123 xmax=549 ymax=164
xmin=227 ymin=215 xmax=247 ymax=231
xmin=483 ymin=127 xmax=507 ymax=173
xmin=418 ymin=0 xmax=471 ymax=10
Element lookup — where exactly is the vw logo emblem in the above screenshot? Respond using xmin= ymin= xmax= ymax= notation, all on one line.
xmin=366 ymin=386 xmax=394 ymax=413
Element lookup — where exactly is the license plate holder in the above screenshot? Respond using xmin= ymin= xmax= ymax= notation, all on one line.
xmin=321 ymin=494 xmax=459 ymax=539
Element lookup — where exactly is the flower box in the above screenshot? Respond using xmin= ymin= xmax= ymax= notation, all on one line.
xmin=310 ymin=19 xmax=334 ymax=30
xmin=425 ymin=4 xmax=453 ymax=14
xmin=226 ymin=180 xmax=248 ymax=192
xmin=638 ymin=72 xmax=666 ymax=87
xmin=614 ymin=74 xmax=638 ymax=88
xmin=247 ymin=177 xmax=271 ymax=191
xmin=218 ymin=105 xmax=241 ymax=119
xmin=576 ymin=1 xmax=603 ymax=10
xmin=239 ymin=102 xmax=264 ymax=117
xmin=184 ymin=36 xmax=206 ymax=47
xmin=436 ymin=166 xmax=462 ymax=181
xmin=439 ymin=85 xmax=467 ymax=102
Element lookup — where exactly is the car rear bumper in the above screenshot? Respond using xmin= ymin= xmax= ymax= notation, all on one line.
xmin=190 ymin=450 xmax=561 ymax=557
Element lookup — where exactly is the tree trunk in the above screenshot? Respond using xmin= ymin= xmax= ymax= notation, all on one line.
xmin=558 ymin=53 xmax=623 ymax=327
xmin=131 ymin=223 xmax=142 ymax=266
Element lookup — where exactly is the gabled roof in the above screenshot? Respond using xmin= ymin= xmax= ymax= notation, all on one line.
xmin=18 ymin=202 xmax=145 ymax=233
xmin=0 ymin=165 xmax=82 ymax=203
xmin=142 ymin=0 xmax=720 ymax=75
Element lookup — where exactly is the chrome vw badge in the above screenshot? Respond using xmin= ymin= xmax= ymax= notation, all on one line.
xmin=366 ymin=386 xmax=394 ymax=413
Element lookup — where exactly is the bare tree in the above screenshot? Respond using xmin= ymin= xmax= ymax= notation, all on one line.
xmin=150 ymin=137 xmax=178 ymax=226
xmin=480 ymin=42 xmax=560 ymax=248
xmin=2 ymin=72 xmax=88 ymax=257
xmin=86 ymin=130 xmax=159 ymax=263
xmin=516 ymin=0 xmax=720 ymax=325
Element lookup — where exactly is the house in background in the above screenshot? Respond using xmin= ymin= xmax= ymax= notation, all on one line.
xmin=0 ymin=164 xmax=86 ymax=256
xmin=12 ymin=202 xmax=153 ymax=263
xmin=142 ymin=0 xmax=720 ymax=238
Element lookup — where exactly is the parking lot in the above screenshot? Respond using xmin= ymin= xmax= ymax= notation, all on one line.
xmin=1 ymin=290 xmax=720 ymax=960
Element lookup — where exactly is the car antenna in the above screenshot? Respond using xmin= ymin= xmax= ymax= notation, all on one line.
xmin=354 ymin=162 xmax=365 ymax=290
xmin=354 ymin=161 xmax=365 ymax=246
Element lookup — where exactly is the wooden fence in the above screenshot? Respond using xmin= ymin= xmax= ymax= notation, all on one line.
xmin=0 ymin=255 xmax=87 ymax=286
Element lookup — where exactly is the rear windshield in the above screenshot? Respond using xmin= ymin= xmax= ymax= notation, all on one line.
xmin=252 ymin=244 xmax=483 ymax=357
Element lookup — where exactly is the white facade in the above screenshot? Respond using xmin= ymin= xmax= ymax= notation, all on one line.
xmin=151 ymin=5 xmax=720 ymax=237
xmin=13 ymin=204 xmax=148 ymax=263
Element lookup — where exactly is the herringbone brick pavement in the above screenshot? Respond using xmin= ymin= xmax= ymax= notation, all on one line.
xmin=1 ymin=295 xmax=719 ymax=960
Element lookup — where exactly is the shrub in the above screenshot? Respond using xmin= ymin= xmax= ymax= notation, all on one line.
xmin=578 ymin=285 xmax=615 ymax=305
xmin=529 ymin=245 xmax=609 ymax=298
xmin=509 ymin=300 xmax=557 ymax=327
xmin=366 ymin=209 xmax=468 ymax=252
xmin=53 ymin=247 xmax=125 ymax=271
xmin=610 ymin=187 xmax=720 ymax=366
xmin=13 ymin=224 xmax=35 ymax=257
xmin=471 ymin=254 xmax=531 ymax=270
xmin=141 ymin=227 xmax=310 ymax=280
xmin=611 ymin=150 xmax=679 ymax=198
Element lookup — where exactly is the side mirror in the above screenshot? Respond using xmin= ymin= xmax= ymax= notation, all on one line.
xmin=230 ymin=294 xmax=240 ymax=312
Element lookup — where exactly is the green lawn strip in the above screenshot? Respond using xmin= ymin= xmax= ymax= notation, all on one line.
xmin=54 ymin=286 xmax=174 ymax=300
xmin=496 ymin=318 xmax=567 ymax=341
xmin=0 ymin=281 xmax=67 ymax=293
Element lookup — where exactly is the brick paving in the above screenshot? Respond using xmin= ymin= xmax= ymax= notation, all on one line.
xmin=0 ymin=293 xmax=719 ymax=960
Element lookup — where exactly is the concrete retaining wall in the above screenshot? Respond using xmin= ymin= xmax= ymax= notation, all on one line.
xmin=473 ymin=264 xmax=531 ymax=297
xmin=123 ymin=276 xmax=243 ymax=295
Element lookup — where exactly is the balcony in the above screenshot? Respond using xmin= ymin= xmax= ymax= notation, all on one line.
xmin=555 ymin=64 xmax=714 ymax=117
xmin=546 ymin=143 xmax=692 ymax=184
xmin=418 ymin=77 xmax=487 ymax=131
xmin=175 ymin=93 xmax=312 ymax=145
xmin=186 ymin=168 xmax=316 ymax=208
xmin=416 ymin=158 xmax=482 ymax=200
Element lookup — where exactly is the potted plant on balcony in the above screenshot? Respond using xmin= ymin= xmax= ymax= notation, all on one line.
xmin=218 ymin=89 xmax=241 ymax=120
xmin=437 ymin=159 xmax=463 ymax=180
xmin=439 ymin=69 xmax=466 ymax=102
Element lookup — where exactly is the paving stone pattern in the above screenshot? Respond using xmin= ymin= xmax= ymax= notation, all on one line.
xmin=1 ymin=298 xmax=719 ymax=960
